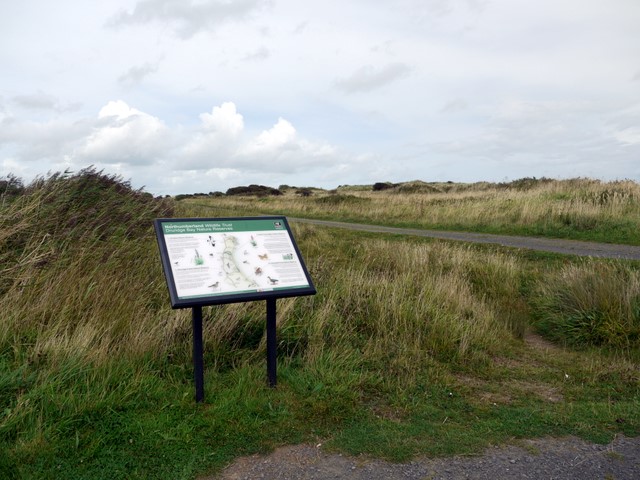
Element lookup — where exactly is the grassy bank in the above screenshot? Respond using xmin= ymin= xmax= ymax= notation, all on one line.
xmin=0 ymin=171 xmax=638 ymax=479
xmin=184 ymin=178 xmax=640 ymax=245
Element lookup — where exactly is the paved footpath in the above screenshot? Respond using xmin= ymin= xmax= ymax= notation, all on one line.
xmin=288 ymin=217 xmax=640 ymax=260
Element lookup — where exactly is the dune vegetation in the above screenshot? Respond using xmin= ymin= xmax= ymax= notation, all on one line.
xmin=183 ymin=177 xmax=640 ymax=245
xmin=0 ymin=170 xmax=638 ymax=479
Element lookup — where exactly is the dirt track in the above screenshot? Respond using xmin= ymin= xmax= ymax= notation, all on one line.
xmin=288 ymin=217 xmax=640 ymax=260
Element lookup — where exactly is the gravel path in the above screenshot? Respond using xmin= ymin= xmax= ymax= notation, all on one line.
xmin=211 ymin=435 xmax=640 ymax=479
xmin=288 ymin=217 xmax=640 ymax=260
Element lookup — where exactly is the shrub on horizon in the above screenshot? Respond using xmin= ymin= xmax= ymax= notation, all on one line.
xmin=226 ymin=184 xmax=283 ymax=196
xmin=372 ymin=182 xmax=395 ymax=191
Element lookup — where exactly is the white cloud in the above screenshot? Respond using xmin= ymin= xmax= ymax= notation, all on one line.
xmin=237 ymin=118 xmax=338 ymax=173
xmin=1 ymin=98 xmax=346 ymax=188
xmin=606 ymin=104 xmax=640 ymax=139
xmin=178 ymin=102 xmax=342 ymax=174
xmin=391 ymin=0 xmax=486 ymax=20
xmin=422 ymin=97 xmax=640 ymax=182
xmin=244 ymin=118 xmax=296 ymax=154
xmin=335 ymin=63 xmax=412 ymax=93
xmin=614 ymin=128 xmax=640 ymax=146
xmin=199 ymin=102 xmax=244 ymax=136
xmin=157 ymin=167 xmax=243 ymax=194
xmin=118 ymin=62 xmax=160 ymax=87
xmin=242 ymin=46 xmax=270 ymax=62
xmin=1 ymin=157 xmax=32 ymax=179
xmin=11 ymin=92 xmax=82 ymax=113
xmin=181 ymin=102 xmax=244 ymax=168
xmin=431 ymin=99 xmax=605 ymax=156
xmin=12 ymin=92 xmax=59 ymax=111
xmin=107 ymin=0 xmax=270 ymax=38
xmin=77 ymin=100 xmax=170 ymax=166
xmin=292 ymin=21 xmax=308 ymax=34
xmin=0 ymin=113 xmax=91 ymax=164
xmin=440 ymin=99 xmax=469 ymax=114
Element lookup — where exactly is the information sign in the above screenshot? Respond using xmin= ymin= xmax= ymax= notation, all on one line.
xmin=154 ymin=216 xmax=316 ymax=308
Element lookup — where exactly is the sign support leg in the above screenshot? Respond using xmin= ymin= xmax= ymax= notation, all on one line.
xmin=192 ymin=306 xmax=204 ymax=403
xmin=266 ymin=298 xmax=277 ymax=388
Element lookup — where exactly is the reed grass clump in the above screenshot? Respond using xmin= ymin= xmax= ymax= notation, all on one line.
xmin=0 ymin=168 xmax=181 ymax=364
xmin=533 ymin=260 xmax=640 ymax=349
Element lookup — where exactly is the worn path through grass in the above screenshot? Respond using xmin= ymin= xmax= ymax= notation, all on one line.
xmin=288 ymin=217 xmax=640 ymax=260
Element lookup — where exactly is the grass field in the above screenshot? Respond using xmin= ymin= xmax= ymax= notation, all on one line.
xmin=0 ymin=171 xmax=638 ymax=479
xmin=183 ymin=178 xmax=640 ymax=245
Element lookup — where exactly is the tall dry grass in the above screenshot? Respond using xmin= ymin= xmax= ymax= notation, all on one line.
xmin=188 ymin=178 xmax=640 ymax=244
xmin=0 ymin=169 xmax=522 ymax=387
xmin=533 ymin=260 xmax=640 ymax=350
xmin=2 ymin=172 xmax=636 ymax=374
xmin=274 ymin=225 xmax=522 ymax=382
xmin=0 ymin=168 xmax=185 ymax=365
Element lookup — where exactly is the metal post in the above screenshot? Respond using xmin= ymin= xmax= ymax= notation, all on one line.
xmin=266 ymin=298 xmax=277 ymax=388
xmin=192 ymin=306 xmax=205 ymax=402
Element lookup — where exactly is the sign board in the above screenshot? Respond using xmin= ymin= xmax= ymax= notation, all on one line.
xmin=154 ymin=216 xmax=316 ymax=308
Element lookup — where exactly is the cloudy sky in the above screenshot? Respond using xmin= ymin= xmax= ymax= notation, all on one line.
xmin=1 ymin=0 xmax=639 ymax=195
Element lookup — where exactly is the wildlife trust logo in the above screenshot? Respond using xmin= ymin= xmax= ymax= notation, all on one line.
xmin=273 ymin=221 xmax=283 ymax=229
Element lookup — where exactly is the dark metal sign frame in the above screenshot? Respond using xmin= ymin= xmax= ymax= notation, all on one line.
xmin=154 ymin=216 xmax=316 ymax=308
xmin=154 ymin=216 xmax=316 ymax=402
